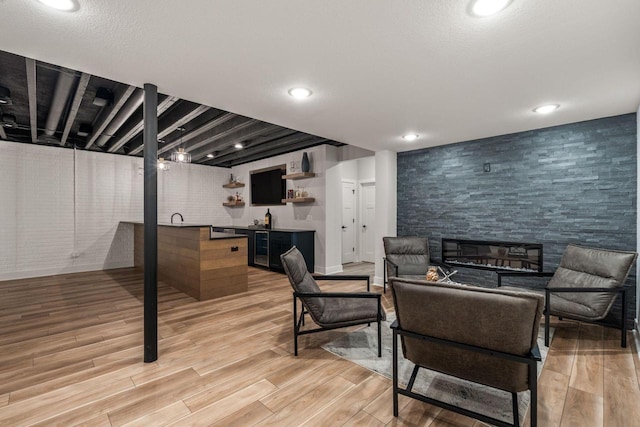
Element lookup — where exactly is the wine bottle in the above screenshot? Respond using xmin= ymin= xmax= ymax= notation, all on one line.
xmin=265 ymin=209 xmax=272 ymax=229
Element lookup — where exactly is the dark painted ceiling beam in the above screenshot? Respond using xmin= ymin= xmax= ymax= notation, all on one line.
xmin=128 ymin=103 xmax=210 ymax=155
xmin=189 ymin=121 xmax=280 ymax=161
xmin=61 ymin=72 xmax=91 ymax=146
xmin=107 ymin=95 xmax=178 ymax=153
xmin=158 ymin=114 xmax=255 ymax=155
xmin=85 ymin=85 xmax=136 ymax=149
xmin=200 ymin=131 xmax=310 ymax=165
xmin=203 ymin=132 xmax=322 ymax=166
xmin=216 ymin=137 xmax=329 ymax=167
xmin=156 ymin=112 xmax=236 ymax=155
xmin=25 ymin=58 xmax=37 ymax=143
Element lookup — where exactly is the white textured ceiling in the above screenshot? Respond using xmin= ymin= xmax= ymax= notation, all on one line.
xmin=1 ymin=0 xmax=639 ymax=153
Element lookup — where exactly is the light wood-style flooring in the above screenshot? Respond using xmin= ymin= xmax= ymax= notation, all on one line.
xmin=1 ymin=267 xmax=639 ymax=426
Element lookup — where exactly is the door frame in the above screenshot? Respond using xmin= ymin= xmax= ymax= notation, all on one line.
xmin=359 ymin=179 xmax=375 ymax=263
xmin=341 ymin=179 xmax=357 ymax=264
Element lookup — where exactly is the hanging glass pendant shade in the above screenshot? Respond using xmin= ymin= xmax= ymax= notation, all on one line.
xmin=171 ymin=147 xmax=191 ymax=163
xmin=170 ymin=127 xmax=191 ymax=163
xmin=157 ymin=157 xmax=170 ymax=171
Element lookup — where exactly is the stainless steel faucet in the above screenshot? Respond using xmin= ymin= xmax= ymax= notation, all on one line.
xmin=171 ymin=212 xmax=184 ymax=224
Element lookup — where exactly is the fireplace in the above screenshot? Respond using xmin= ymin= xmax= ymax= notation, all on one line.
xmin=441 ymin=238 xmax=543 ymax=272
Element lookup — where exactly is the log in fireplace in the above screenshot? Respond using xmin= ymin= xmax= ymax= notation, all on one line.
xmin=442 ymin=238 xmax=543 ymax=272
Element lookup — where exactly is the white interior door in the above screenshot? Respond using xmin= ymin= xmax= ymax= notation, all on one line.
xmin=342 ymin=181 xmax=356 ymax=264
xmin=360 ymin=183 xmax=376 ymax=262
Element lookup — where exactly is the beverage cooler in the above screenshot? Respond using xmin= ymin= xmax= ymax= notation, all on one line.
xmin=254 ymin=231 xmax=269 ymax=267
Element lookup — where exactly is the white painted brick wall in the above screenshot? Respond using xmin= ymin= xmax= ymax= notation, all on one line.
xmin=0 ymin=141 xmax=230 ymax=280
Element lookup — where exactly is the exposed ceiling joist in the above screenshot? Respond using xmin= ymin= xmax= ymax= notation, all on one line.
xmin=60 ymin=72 xmax=91 ymax=146
xmin=25 ymin=58 xmax=37 ymax=143
xmin=128 ymin=103 xmax=210 ymax=155
xmin=85 ymin=85 xmax=136 ymax=149
xmin=204 ymin=132 xmax=320 ymax=166
xmin=0 ymin=49 xmax=343 ymax=166
xmin=167 ymin=117 xmax=258 ymax=156
xmin=107 ymin=95 xmax=179 ymax=153
xmin=157 ymin=104 xmax=209 ymax=140
xmin=218 ymin=137 xmax=328 ymax=167
xmin=189 ymin=122 xmax=280 ymax=161
xmin=42 ymin=69 xmax=76 ymax=141
xmin=157 ymin=112 xmax=237 ymax=155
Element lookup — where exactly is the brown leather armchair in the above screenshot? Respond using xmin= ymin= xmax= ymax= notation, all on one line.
xmin=391 ymin=277 xmax=544 ymax=427
xmin=498 ymin=244 xmax=637 ymax=347
xmin=281 ymin=246 xmax=386 ymax=356
xmin=383 ymin=236 xmax=450 ymax=293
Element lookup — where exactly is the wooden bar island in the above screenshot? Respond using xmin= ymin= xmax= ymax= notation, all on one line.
xmin=127 ymin=222 xmax=248 ymax=300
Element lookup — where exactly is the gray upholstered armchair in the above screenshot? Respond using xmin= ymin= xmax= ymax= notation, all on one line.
xmin=281 ymin=246 xmax=386 ymax=356
xmin=383 ymin=236 xmax=450 ymax=292
xmin=391 ymin=277 xmax=544 ymax=427
xmin=498 ymin=244 xmax=637 ymax=347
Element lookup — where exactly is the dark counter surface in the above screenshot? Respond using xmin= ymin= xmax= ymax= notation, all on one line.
xmin=122 ymin=221 xmax=212 ymax=228
xmin=214 ymin=225 xmax=315 ymax=233
xmin=210 ymin=232 xmax=248 ymax=240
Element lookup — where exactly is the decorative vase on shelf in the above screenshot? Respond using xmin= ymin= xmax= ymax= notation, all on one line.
xmin=301 ymin=152 xmax=310 ymax=173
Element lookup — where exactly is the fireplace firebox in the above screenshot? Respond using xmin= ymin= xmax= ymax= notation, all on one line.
xmin=442 ymin=238 xmax=543 ymax=272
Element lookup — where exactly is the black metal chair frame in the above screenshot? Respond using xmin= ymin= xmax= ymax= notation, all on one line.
xmin=497 ymin=271 xmax=632 ymax=348
xmin=545 ymin=286 xmax=630 ymax=347
xmin=391 ymin=320 xmax=541 ymax=427
xmin=292 ymin=274 xmax=384 ymax=357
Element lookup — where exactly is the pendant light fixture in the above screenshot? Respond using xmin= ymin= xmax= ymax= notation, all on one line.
xmin=157 ymin=157 xmax=170 ymax=171
xmin=171 ymin=127 xmax=191 ymax=163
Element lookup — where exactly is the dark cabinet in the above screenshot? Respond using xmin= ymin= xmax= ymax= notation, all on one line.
xmin=212 ymin=226 xmax=314 ymax=272
xmin=234 ymin=229 xmax=254 ymax=266
xmin=268 ymin=231 xmax=315 ymax=272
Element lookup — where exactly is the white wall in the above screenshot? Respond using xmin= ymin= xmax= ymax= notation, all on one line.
xmin=374 ymin=150 xmax=397 ymax=285
xmin=228 ymin=145 xmax=332 ymax=272
xmin=324 ymin=146 xmax=343 ymax=274
xmin=0 ymin=141 xmax=228 ymax=280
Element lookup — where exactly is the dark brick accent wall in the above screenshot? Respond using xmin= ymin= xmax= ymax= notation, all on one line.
xmin=397 ymin=113 xmax=637 ymax=327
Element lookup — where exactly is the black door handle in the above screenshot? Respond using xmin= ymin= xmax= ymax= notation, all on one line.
xmin=362 ymin=225 xmax=367 ymax=229
xmin=341 ymin=226 xmax=347 ymax=229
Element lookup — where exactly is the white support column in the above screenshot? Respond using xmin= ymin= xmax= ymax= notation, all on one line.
xmin=374 ymin=150 xmax=397 ymax=286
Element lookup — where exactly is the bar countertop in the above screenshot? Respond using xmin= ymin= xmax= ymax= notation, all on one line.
xmin=213 ymin=225 xmax=315 ymax=233
xmin=121 ymin=221 xmax=247 ymax=240
xmin=210 ymin=232 xmax=248 ymax=240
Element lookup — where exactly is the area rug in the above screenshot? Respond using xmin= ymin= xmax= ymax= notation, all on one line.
xmin=321 ymin=314 xmax=553 ymax=426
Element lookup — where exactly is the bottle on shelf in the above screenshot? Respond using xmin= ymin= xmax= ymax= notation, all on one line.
xmin=265 ymin=209 xmax=272 ymax=229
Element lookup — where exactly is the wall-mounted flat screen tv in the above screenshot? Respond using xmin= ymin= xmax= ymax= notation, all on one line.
xmin=250 ymin=165 xmax=286 ymax=205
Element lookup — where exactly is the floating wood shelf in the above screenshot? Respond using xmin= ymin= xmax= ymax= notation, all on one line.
xmin=282 ymin=172 xmax=316 ymax=180
xmin=282 ymin=197 xmax=315 ymax=204
xmin=222 ymin=182 xmax=245 ymax=188
xmin=222 ymin=201 xmax=245 ymax=207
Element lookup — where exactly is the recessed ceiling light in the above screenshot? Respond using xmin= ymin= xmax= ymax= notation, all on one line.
xmin=471 ymin=0 xmax=511 ymax=17
xmin=288 ymin=87 xmax=312 ymax=99
xmin=402 ymin=134 xmax=419 ymax=142
xmin=234 ymin=143 xmax=244 ymax=149
xmin=533 ymin=104 xmax=560 ymax=114
xmin=206 ymin=153 xmax=215 ymax=158
xmin=37 ymin=0 xmax=79 ymax=11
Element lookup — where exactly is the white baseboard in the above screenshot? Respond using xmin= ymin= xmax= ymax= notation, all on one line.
xmin=0 ymin=262 xmax=134 ymax=282
xmin=373 ymin=275 xmax=385 ymax=286
xmin=315 ymin=264 xmax=344 ymax=275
